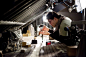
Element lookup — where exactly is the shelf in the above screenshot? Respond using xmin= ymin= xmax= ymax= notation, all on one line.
xmin=72 ymin=20 xmax=86 ymax=25
xmin=0 ymin=21 xmax=25 ymax=26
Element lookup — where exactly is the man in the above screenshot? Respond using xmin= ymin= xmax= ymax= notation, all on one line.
xmin=40 ymin=11 xmax=72 ymax=45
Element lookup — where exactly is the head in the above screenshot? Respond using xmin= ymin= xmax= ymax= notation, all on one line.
xmin=46 ymin=11 xmax=61 ymax=27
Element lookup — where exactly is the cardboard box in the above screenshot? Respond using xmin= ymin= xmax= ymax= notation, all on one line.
xmin=22 ymin=42 xmax=26 ymax=47
xmin=23 ymin=34 xmax=28 ymax=37
xmin=26 ymin=33 xmax=31 ymax=36
xmin=67 ymin=46 xmax=77 ymax=56
xmin=23 ymin=33 xmax=31 ymax=37
xmin=25 ymin=45 xmax=31 ymax=47
xmin=27 ymin=30 xmax=30 ymax=33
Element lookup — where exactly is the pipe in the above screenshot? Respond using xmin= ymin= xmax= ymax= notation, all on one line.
xmin=83 ymin=9 xmax=85 ymax=30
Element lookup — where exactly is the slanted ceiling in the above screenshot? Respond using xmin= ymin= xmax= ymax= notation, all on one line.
xmin=0 ymin=0 xmax=46 ymax=32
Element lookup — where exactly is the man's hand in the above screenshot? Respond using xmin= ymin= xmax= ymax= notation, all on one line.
xmin=42 ymin=25 xmax=49 ymax=31
xmin=39 ymin=31 xmax=50 ymax=35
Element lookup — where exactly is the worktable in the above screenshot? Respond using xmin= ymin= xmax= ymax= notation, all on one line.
xmin=3 ymin=35 xmax=70 ymax=57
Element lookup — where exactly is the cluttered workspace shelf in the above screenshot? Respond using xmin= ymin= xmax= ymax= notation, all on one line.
xmin=2 ymin=35 xmax=77 ymax=57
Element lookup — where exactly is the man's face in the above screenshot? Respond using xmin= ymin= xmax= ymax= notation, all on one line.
xmin=48 ymin=17 xmax=58 ymax=27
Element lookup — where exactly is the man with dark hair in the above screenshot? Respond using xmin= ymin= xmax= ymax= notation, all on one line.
xmin=40 ymin=11 xmax=72 ymax=45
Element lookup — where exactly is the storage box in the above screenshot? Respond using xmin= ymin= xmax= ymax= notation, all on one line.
xmin=27 ymin=30 xmax=30 ymax=33
xmin=23 ymin=34 xmax=28 ymax=37
xmin=26 ymin=33 xmax=31 ymax=36
xmin=23 ymin=33 xmax=31 ymax=37
xmin=25 ymin=45 xmax=31 ymax=47
xmin=67 ymin=46 xmax=77 ymax=56
xmin=22 ymin=42 xmax=26 ymax=47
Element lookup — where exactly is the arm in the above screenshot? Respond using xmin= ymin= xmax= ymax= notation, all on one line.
xmin=48 ymin=29 xmax=54 ymax=33
xmin=39 ymin=26 xmax=54 ymax=35
xmin=49 ymin=30 xmax=60 ymax=40
xmin=50 ymin=30 xmax=70 ymax=45
xmin=39 ymin=29 xmax=59 ymax=40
